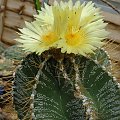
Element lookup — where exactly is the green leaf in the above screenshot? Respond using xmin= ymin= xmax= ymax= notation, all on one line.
xmin=34 ymin=57 xmax=86 ymax=120
xmin=34 ymin=0 xmax=41 ymax=11
xmin=13 ymin=53 xmax=45 ymax=119
xmin=75 ymin=56 xmax=120 ymax=120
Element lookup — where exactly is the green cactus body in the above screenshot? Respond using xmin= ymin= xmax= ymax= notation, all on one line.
xmin=3 ymin=45 xmax=25 ymax=60
xmin=13 ymin=53 xmax=45 ymax=119
xmin=13 ymin=49 xmax=120 ymax=120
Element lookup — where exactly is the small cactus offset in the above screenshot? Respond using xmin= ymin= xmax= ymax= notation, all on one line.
xmin=0 ymin=44 xmax=26 ymax=112
xmin=13 ymin=0 xmax=120 ymax=120
xmin=0 ymin=45 xmax=25 ymax=76
xmin=3 ymin=45 xmax=26 ymax=60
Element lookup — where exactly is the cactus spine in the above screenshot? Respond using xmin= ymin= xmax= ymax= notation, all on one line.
xmin=13 ymin=49 xmax=120 ymax=120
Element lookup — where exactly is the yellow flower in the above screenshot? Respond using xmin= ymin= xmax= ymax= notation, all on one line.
xmin=16 ymin=2 xmax=58 ymax=54
xmin=34 ymin=3 xmax=54 ymax=26
xmin=17 ymin=21 xmax=59 ymax=54
xmin=16 ymin=0 xmax=108 ymax=56
xmin=56 ymin=0 xmax=108 ymax=56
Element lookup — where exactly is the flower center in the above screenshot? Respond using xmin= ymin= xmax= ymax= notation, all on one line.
xmin=65 ymin=31 xmax=83 ymax=46
xmin=65 ymin=30 xmax=86 ymax=46
xmin=42 ymin=32 xmax=58 ymax=45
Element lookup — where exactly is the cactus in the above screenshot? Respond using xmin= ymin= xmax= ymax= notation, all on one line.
xmin=0 ymin=58 xmax=13 ymax=72
xmin=13 ymin=49 xmax=120 ymax=120
xmin=0 ymin=45 xmax=26 ymax=109
xmin=13 ymin=0 xmax=120 ymax=119
xmin=0 ymin=45 xmax=25 ymax=77
xmin=0 ymin=45 xmax=25 ymax=72
xmin=3 ymin=45 xmax=26 ymax=60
